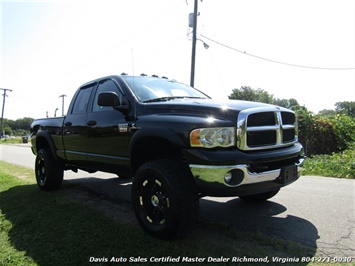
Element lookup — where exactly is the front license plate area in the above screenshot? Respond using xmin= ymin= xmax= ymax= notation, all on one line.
xmin=278 ymin=165 xmax=298 ymax=185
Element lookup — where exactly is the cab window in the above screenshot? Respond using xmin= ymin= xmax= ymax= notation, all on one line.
xmin=72 ymin=85 xmax=94 ymax=114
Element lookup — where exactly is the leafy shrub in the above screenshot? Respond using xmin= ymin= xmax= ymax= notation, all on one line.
xmin=302 ymin=144 xmax=355 ymax=178
xmin=296 ymin=109 xmax=355 ymax=156
xmin=331 ymin=114 xmax=355 ymax=151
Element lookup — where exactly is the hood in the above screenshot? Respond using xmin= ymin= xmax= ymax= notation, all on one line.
xmin=144 ymin=98 xmax=280 ymax=115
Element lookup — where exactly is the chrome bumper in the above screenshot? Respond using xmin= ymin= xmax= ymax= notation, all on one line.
xmin=190 ymin=158 xmax=305 ymax=188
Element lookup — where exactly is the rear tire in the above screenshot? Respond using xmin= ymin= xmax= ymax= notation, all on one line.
xmin=132 ymin=159 xmax=199 ymax=238
xmin=239 ymin=189 xmax=280 ymax=203
xmin=35 ymin=148 xmax=64 ymax=191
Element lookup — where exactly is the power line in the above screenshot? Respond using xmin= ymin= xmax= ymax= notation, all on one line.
xmin=200 ymin=35 xmax=355 ymax=71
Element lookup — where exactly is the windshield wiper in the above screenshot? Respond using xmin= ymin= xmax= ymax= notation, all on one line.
xmin=143 ymin=96 xmax=205 ymax=103
xmin=143 ymin=96 xmax=181 ymax=103
xmin=143 ymin=96 xmax=208 ymax=103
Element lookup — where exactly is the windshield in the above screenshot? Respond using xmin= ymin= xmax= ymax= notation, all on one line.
xmin=122 ymin=76 xmax=210 ymax=102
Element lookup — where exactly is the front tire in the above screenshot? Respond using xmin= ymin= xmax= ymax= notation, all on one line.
xmin=35 ymin=148 xmax=64 ymax=191
xmin=132 ymin=159 xmax=199 ymax=238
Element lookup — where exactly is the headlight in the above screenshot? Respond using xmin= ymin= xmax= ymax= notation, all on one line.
xmin=190 ymin=127 xmax=235 ymax=148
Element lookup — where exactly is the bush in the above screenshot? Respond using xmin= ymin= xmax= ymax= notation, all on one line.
xmin=302 ymin=117 xmax=338 ymax=156
xmin=296 ymin=109 xmax=355 ymax=156
xmin=331 ymin=114 xmax=355 ymax=151
xmin=302 ymin=144 xmax=355 ymax=178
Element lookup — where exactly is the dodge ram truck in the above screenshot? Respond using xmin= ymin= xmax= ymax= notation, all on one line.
xmin=31 ymin=74 xmax=305 ymax=238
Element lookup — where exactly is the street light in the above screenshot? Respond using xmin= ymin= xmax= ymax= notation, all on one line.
xmin=59 ymin=94 xmax=67 ymax=116
xmin=199 ymin=39 xmax=209 ymax=49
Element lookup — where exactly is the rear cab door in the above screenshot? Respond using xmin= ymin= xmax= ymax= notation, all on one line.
xmin=63 ymin=82 xmax=96 ymax=163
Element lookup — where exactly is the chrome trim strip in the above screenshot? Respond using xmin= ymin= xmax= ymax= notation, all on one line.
xmin=190 ymin=158 xmax=305 ymax=188
xmin=247 ymin=125 xmax=281 ymax=131
xmin=282 ymin=125 xmax=296 ymax=130
xmin=275 ymin=111 xmax=283 ymax=145
xmin=190 ymin=164 xmax=280 ymax=187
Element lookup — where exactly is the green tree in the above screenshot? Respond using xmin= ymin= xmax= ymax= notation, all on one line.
xmin=229 ymin=86 xmax=274 ymax=103
xmin=13 ymin=117 xmax=34 ymax=131
xmin=335 ymin=101 xmax=355 ymax=117
xmin=229 ymin=86 xmax=299 ymax=109
xmin=274 ymin=98 xmax=299 ymax=109
xmin=2 ymin=125 xmax=13 ymax=136
xmin=318 ymin=109 xmax=336 ymax=117
xmin=1 ymin=117 xmax=34 ymax=136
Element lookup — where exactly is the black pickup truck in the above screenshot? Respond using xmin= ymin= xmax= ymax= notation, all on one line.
xmin=31 ymin=74 xmax=305 ymax=238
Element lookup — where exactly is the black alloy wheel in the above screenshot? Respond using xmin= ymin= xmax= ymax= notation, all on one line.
xmin=35 ymin=148 xmax=64 ymax=191
xmin=132 ymin=159 xmax=199 ymax=238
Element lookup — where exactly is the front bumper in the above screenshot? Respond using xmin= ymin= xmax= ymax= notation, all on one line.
xmin=189 ymin=156 xmax=306 ymax=197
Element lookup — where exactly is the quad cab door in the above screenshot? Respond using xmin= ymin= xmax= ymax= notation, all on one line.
xmin=63 ymin=83 xmax=95 ymax=163
xmin=86 ymin=78 xmax=131 ymax=174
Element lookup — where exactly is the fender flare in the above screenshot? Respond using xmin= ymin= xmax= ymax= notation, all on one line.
xmin=34 ymin=130 xmax=60 ymax=161
xmin=129 ymin=127 xmax=186 ymax=153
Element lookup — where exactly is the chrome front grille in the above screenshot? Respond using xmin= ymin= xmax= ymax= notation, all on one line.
xmin=237 ymin=107 xmax=298 ymax=151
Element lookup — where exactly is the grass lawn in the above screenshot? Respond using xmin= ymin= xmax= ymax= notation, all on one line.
xmin=0 ymin=161 xmax=352 ymax=266
xmin=0 ymin=138 xmax=24 ymax=145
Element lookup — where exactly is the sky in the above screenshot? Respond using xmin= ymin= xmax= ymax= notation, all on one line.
xmin=1 ymin=0 xmax=354 ymax=120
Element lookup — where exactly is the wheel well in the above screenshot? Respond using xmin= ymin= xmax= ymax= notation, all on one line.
xmin=131 ymin=137 xmax=183 ymax=174
xmin=36 ymin=136 xmax=49 ymax=152
xmin=35 ymin=135 xmax=59 ymax=162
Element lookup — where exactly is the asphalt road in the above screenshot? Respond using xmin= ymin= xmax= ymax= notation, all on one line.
xmin=1 ymin=143 xmax=354 ymax=258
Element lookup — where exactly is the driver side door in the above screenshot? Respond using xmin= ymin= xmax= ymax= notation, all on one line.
xmin=86 ymin=78 xmax=131 ymax=167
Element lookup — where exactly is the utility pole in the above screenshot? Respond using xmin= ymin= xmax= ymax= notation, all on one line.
xmin=59 ymin=94 xmax=67 ymax=116
xmin=190 ymin=0 xmax=199 ymax=87
xmin=0 ymin=88 xmax=13 ymax=138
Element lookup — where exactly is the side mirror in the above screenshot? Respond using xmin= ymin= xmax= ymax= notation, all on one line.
xmin=98 ymin=92 xmax=129 ymax=114
xmin=98 ymin=92 xmax=119 ymax=107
